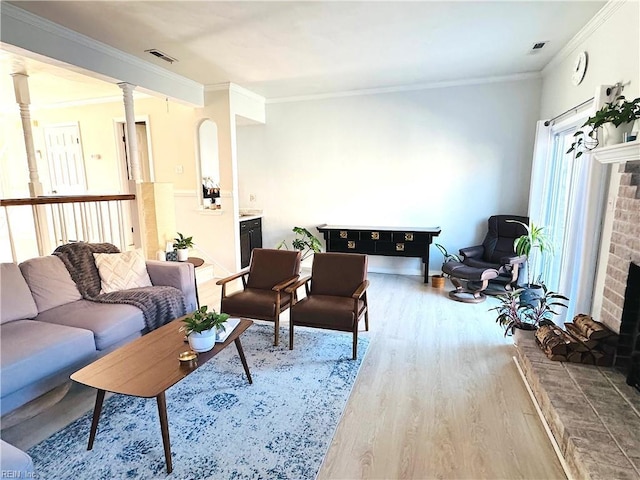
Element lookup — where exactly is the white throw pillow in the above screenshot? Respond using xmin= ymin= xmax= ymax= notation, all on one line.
xmin=93 ymin=249 xmax=152 ymax=294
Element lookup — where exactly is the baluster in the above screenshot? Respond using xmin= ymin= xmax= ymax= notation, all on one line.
xmin=4 ymin=206 xmax=18 ymax=262
xmin=58 ymin=203 xmax=68 ymax=244
xmin=117 ymin=201 xmax=126 ymax=251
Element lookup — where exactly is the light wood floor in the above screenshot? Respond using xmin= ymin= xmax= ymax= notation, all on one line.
xmin=2 ymin=273 xmax=565 ymax=479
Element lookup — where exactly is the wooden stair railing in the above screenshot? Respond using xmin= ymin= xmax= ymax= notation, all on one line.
xmin=1 ymin=194 xmax=136 ymax=263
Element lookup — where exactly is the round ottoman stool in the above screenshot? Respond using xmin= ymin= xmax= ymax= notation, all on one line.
xmin=441 ymin=262 xmax=500 ymax=303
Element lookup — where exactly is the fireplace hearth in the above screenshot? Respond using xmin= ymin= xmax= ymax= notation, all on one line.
xmin=615 ymin=262 xmax=640 ymax=391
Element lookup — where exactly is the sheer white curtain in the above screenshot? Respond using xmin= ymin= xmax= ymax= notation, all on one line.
xmin=528 ymin=109 xmax=607 ymax=324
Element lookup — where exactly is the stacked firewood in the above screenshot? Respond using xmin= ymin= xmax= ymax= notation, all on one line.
xmin=535 ymin=314 xmax=618 ymax=365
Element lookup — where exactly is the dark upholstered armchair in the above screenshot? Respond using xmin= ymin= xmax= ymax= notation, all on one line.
xmin=442 ymin=215 xmax=528 ymax=303
xmin=286 ymin=253 xmax=369 ymax=359
xmin=216 ymin=248 xmax=301 ymax=346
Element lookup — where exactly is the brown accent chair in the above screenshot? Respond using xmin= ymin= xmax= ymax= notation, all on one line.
xmin=286 ymin=253 xmax=369 ymax=359
xmin=216 ymin=248 xmax=301 ymax=346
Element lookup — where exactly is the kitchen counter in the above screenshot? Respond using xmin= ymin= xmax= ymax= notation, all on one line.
xmin=238 ymin=214 xmax=262 ymax=221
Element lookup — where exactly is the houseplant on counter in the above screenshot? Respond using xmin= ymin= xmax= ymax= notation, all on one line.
xmin=276 ymin=226 xmax=322 ymax=261
xmin=509 ymin=220 xmax=552 ymax=306
xmin=567 ymin=95 xmax=640 ymax=158
xmin=173 ymin=232 xmax=194 ymax=262
xmin=180 ymin=305 xmax=230 ymax=353
xmin=433 ymin=243 xmax=461 ymax=288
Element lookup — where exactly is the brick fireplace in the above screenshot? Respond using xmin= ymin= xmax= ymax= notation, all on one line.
xmin=599 ymin=160 xmax=640 ymax=389
xmin=600 ymin=161 xmax=640 ymax=332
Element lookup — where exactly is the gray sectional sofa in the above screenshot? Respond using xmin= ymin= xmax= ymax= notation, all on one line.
xmin=1 ymin=255 xmax=197 ymax=417
xmin=0 ymin=255 xmax=196 ymax=472
xmin=0 ymin=254 xmax=197 ymax=474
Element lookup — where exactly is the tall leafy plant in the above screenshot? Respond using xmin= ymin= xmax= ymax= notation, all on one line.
xmin=276 ymin=226 xmax=322 ymax=261
xmin=508 ymin=221 xmax=552 ymax=287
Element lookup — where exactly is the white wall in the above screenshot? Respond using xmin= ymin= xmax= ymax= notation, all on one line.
xmin=540 ymin=1 xmax=639 ymax=119
xmin=237 ymin=78 xmax=541 ymax=275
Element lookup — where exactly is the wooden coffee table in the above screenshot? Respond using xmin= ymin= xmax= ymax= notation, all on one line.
xmin=71 ymin=316 xmax=253 ymax=473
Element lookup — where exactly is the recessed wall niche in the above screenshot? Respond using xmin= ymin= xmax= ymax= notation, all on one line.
xmin=197 ymin=119 xmax=221 ymax=209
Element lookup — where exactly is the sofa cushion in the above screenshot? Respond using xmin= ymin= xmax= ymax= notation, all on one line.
xmin=93 ymin=249 xmax=152 ymax=293
xmin=35 ymin=299 xmax=146 ymax=351
xmin=0 ymin=263 xmax=38 ymax=324
xmin=19 ymin=255 xmax=81 ymax=313
xmin=0 ymin=319 xmax=96 ymax=397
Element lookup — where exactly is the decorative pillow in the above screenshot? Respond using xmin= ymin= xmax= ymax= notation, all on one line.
xmin=19 ymin=255 xmax=82 ymax=313
xmin=93 ymin=249 xmax=152 ymax=294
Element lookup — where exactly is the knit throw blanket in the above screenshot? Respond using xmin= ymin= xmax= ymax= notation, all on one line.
xmin=53 ymin=242 xmax=186 ymax=332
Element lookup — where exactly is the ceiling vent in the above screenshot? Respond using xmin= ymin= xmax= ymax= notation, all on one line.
xmin=144 ymin=49 xmax=177 ymax=64
xmin=532 ymin=42 xmax=547 ymax=51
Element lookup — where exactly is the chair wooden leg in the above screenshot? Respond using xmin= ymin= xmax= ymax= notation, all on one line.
xmin=352 ymin=329 xmax=358 ymax=360
xmin=274 ymin=315 xmax=279 ymax=346
xmin=364 ymin=309 xmax=369 ymax=331
xmin=289 ymin=321 xmax=294 ymax=350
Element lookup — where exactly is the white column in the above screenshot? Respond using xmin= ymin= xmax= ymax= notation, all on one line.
xmin=12 ymin=73 xmax=43 ymax=197
xmin=118 ymin=82 xmax=142 ymax=183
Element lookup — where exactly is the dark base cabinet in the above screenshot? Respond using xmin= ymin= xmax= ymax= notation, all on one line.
xmin=240 ymin=217 xmax=262 ymax=268
xmin=316 ymin=224 xmax=441 ymax=283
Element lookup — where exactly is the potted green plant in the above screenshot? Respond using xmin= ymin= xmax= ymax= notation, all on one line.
xmin=508 ymin=220 xmax=552 ymax=306
xmin=491 ymin=285 xmax=568 ymax=341
xmin=567 ymin=96 xmax=640 ymax=158
xmin=522 ymin=283 xmax=569 ymax=328
xmin=180 ymin=305 xmax=230 ymax=353
xmin=173 ymin=232 xmax=194 ymax=262
xmin=490 ymin=288 xmax=531 ymax=337
xmin=276 ymin=226 xmax=322 ymax=261
xmin=433 ymin=243 xmax=461 ymax=288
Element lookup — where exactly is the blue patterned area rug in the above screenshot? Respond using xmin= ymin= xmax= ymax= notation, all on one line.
xmin=28 ymin=324 xmax=368 ymax=479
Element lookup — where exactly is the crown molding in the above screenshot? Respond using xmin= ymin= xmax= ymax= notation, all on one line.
xmin=1 ymin=3 xmax=204 ymax=106
xmin=30 ymin=92 xmax=151 ymax=111
xmin=542 ymin=0 xmax=626 ymax=75
xmin=204 ymin=83 xmax=265 ymax=103
xmin=229 ymin=83 xmax=265 ymax=103
xmin=267 ymin=72 xmax=541 ymax=104
xmin=205 ymin=83 xmax=231 ymax=93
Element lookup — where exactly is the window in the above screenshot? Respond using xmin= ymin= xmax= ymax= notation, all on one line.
xmin=529 ymin=110 xmax=605 ymax=323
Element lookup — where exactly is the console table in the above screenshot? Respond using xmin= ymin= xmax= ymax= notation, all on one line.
xmin=316 ymin=224 xmax=441 ymax=283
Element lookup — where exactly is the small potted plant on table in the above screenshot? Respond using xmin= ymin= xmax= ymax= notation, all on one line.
xmin=180 ymin=306 xmax=229 ymax=353
xmin=173 ymin=232 xmax=194 ymax=262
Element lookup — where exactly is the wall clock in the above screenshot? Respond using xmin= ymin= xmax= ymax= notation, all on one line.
xmin=572 ymin=51 xmax=588 ymax=86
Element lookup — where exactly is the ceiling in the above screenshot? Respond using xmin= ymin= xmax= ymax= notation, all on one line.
xmin=1 ymin=1 xmax=606 ymax=107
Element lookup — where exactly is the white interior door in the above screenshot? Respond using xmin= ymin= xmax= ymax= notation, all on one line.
xmin=43 ymin=123 xmax=87 ymax=194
